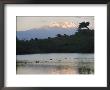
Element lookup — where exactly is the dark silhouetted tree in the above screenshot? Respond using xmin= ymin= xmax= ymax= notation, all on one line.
xmin=78 ymin=22 xmax=90 ymax=30
xmin=35 ymin=38 xmax=38 ymax=40
xmin=56 ymin=34 xmax=62 ymax=37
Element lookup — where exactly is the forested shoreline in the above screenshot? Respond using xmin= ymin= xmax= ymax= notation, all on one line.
xmin=16 ymin=22 xmax=94 ymax=55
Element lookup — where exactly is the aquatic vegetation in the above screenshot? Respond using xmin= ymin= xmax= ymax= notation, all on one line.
xmin=78 ymin=61 xmax=94 ymax=74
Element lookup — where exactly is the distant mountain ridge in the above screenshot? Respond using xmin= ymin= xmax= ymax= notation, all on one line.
xmin=17 ymin=27 xmax=78 ymax=40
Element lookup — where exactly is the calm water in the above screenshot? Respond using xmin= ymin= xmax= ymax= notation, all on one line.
xmin=16 ymin=53 xmax=94 ymax=74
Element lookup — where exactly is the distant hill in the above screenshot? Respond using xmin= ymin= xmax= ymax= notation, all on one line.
xmin=17 ymin=27 xmax=77 ymax=40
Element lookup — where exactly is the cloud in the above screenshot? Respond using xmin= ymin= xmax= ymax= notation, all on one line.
xmin=48 ymin=21 xmax=78 ymax=29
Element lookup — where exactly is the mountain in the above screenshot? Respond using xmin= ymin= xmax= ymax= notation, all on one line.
xmin=17 ymin=27 xmax=78 ymax=40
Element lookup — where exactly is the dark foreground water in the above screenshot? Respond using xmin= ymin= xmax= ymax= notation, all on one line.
xmin=16 ymin=53 xmax=94 ymax=74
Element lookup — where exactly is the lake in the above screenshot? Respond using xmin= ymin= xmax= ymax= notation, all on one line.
xmin=16 ymin=53 xmax=94 ymax=74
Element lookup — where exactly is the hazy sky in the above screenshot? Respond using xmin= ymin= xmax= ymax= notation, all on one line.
xmin=17 ymin=16 xmax=94 ymax=31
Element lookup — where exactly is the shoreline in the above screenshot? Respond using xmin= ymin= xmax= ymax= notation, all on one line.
xmin=17 ymin=60 xmax=94 ymax=67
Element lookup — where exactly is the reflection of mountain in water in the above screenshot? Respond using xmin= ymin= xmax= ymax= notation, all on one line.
xmin=17 ymin=27 xmax=78 ymax=40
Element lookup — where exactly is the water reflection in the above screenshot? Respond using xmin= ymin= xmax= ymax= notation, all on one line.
xmin=17 ymin=65 xmax=78 ymax=74
xmin=16 ymin=62 xmax=94 ymax=74
xmin=50 ymin=65 xmax=78 ymax=74
xmin=16 ymin=53 xmax=94 ymax=74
